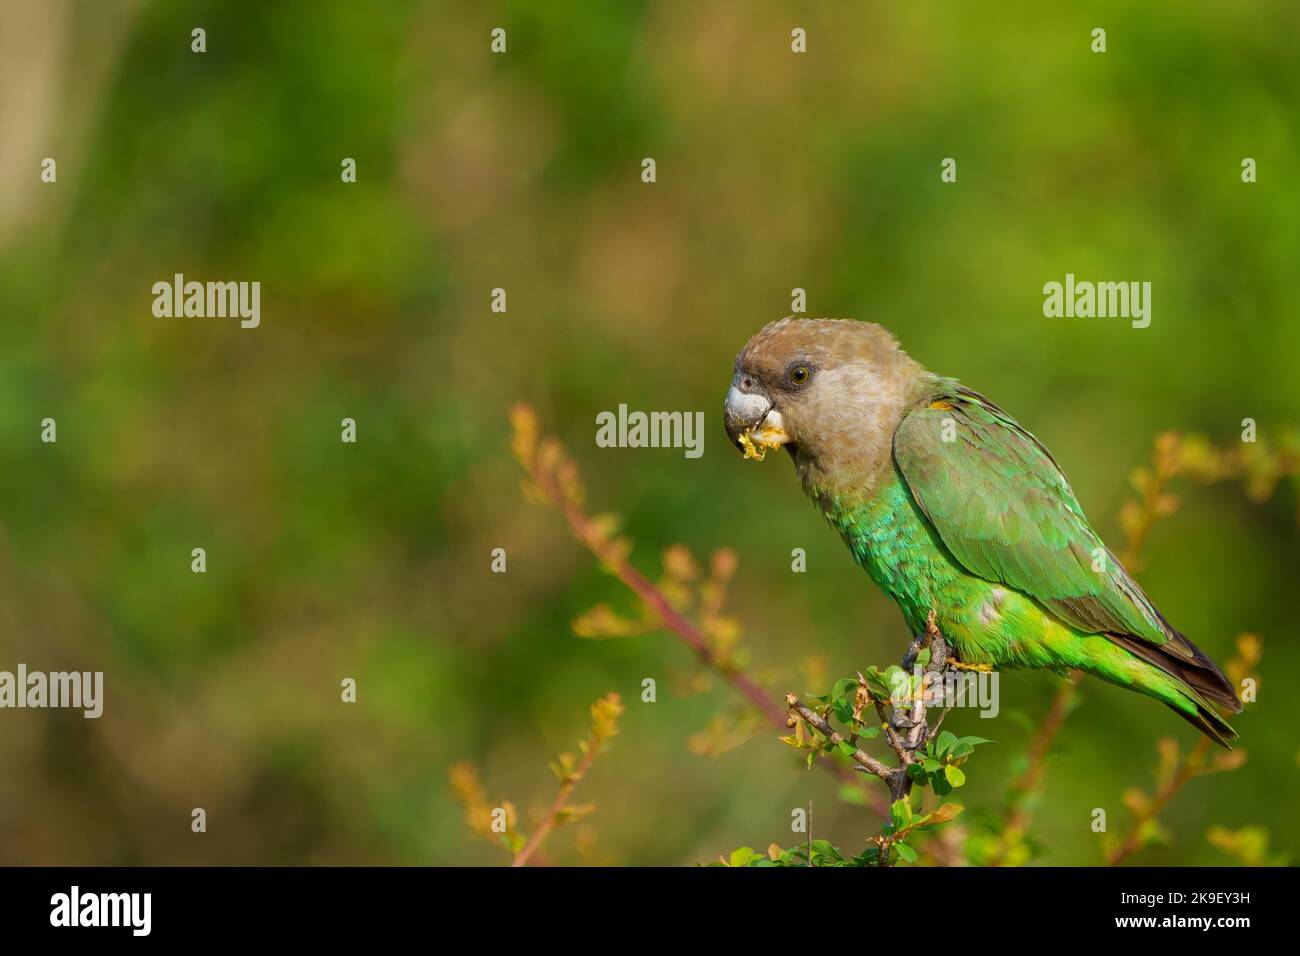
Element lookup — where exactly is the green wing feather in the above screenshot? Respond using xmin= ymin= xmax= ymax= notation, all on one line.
xmin=892 ymin=382 xmax=1240 ymax=732
xmin=892 ymin=384 xmax=1175 ymax=650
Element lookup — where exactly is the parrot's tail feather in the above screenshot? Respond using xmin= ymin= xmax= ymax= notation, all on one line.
xmin=1081 ymin=632 xmax=1240 ymax=749
xmin=1105 ymin=630 xmax=1242 ymax=714
xmin=1164 ymin=696 xmax=1238 ymax=750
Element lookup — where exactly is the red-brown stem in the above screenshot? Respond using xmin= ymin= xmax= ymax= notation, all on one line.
xmin=552 ymin=493 xmax=886 ymax=810
xmin=559 ymin=498 xmax=788 ymax=729
xmin=511 ymin=744 xmax=599 ymax=868
xmin=1106 ymin=738 xmax=1210 ymax=867
xmin=785 ymin=694 xmax=893 ymax=780
xmin=516 ymin=418 xmax=882 ymax=816
xmin=1121 ymin=455 xmax=1178 ymax=570
xmin=993 ymin=438 xmax=1188 ymax=864
xmin=987 ymin=673 xmax=1079 ymax=866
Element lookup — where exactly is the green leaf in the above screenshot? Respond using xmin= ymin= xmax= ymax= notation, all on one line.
xmin=861 ymin=669 xmax=891 ymax=696
xmin=809 ymin=839 xmax=842 ymax=862
xmin=859 ymin=723 xmax=882 ymax=740
xmin=944 ymin=765 xmax=966 ymax=788
xmin=729 ymin=846 xmax=756 ymax=867
xmin=889 ymin=798 xmax=913 ymax=830
xmin=831 ymin=677 xmax=858 ymax=700
xmin=893 ymin=841 xmax=918 ymax=864
xmin=936 ymin=730 xmax=958 ymax=757
xmin=837 ymin=740 xmax=857 ymax=757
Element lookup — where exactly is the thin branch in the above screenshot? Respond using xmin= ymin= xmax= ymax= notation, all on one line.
xmin=512 ymin=406 xmax=784 ymax=726
xmin=510 ymin=406 xmax=881 ymax=810
xmin=1106 ymin=738 xmax=1210 ymax=867
xmin=1120 ymin=437 xmax=1183 ymax=569
xmin=508 ymin=692 xmax=622 ymax=867
xmin=788 ymin=611 xmax=953 ymax=806
xmin=511 ymin=745 xmax=600 ymax=868
xmin=866 ymin=674 xmax=911 ymax=765
xmin=904 ymin=611 xmax=950 ymax=754
xmin=1105 ymin=633 xmax=1258 ymax=865
xmin=986 ymin=672 xmax=1079 ymax=867
xmin=577 ymin=517 xmax=785 ymax=728
xmin=1121 ymin=429 xmax=1300 ymax=569
xmin=785 ymin=694 xmax=895 ymax=779
xmin=989 ymin=429 xmax=1296 ymax=864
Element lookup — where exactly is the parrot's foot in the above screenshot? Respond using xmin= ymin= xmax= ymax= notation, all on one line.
xmin=904 ymin=610 xmax=948 ymax=671
xmin=946 ymin=657 xmax=994 ymax=673
xmin=923 ymin=609 xmax=943 ymax=644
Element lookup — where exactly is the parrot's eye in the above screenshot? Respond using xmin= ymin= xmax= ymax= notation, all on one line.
xmin=787 ymin=364 xmax=812 ymax=386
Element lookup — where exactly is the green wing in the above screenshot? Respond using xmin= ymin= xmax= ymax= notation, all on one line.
xmin=892 ymin=384 xmax=1174 ymax=648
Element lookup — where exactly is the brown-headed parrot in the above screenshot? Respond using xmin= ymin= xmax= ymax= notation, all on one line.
xmin=724 ymin=318 xmax=1241 ymax=745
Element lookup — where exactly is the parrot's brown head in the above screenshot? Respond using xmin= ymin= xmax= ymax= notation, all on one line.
xmin=724 ymin=318 xmax=930 ymax=493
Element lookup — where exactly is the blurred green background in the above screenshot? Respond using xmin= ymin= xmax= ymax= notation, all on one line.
xmin=0 ymin=0 xmax=1296 ymax=865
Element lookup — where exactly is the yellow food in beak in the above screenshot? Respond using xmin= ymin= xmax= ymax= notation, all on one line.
xmin=738 ymin=410 xmax=790 ymax=461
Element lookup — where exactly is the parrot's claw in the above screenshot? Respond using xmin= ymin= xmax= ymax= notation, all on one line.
xmin=945 ymin=657 xmax=994 ymax=673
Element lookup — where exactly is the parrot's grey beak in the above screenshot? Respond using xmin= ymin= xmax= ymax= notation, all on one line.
xmin=725 ymin=384 xmax=791 ymax=460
